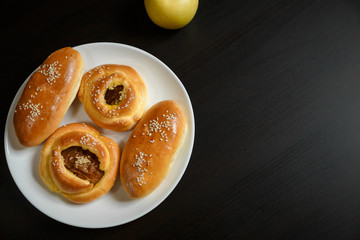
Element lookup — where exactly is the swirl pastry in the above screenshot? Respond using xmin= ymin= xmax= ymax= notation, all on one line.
xmin=78 ymin=64 xmax=147 ymax=132
xmin=13 ymin=47 xmax=84 ymax=147
xmin=120 ymin=100 xmax=187 ymax=198
xmin=39 ymin=123 xmax=120 ymax=203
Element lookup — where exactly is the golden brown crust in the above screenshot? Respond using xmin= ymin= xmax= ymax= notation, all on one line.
xmin=120 ymin=100 xmax=187 ymax=198
xmin=78 ymin=64 xmax=147 ymax=132
xmin=39 ymin=123 xmax=120 ymax=204
xmin=13 ymin=47 xmax=84 ymax=147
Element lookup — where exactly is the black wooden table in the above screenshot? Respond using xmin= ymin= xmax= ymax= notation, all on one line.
xmin=2 ymin=0 xmax=360 ymax=239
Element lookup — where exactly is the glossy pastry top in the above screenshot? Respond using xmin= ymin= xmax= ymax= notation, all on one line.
xmin=120 ymin=100 xmax=187 ymax=198
xmin=13 ymin=47 xmax=84 ymax=146
xmin=39 ymin=123 xmax=120 ymax=203
xmin=78 ymin=64 xmax=147 ymax=132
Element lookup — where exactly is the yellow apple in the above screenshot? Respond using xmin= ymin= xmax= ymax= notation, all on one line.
xmin=144 ymin=0 xmax=199 ymax=30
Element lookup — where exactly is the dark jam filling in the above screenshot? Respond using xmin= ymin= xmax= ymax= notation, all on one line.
xmin=104 ymin=85 xmax=124 ymax=105
xmin=61 ymin=146 xmax=104 ymax=184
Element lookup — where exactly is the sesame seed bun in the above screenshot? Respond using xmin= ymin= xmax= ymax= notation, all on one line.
xmin=120 ymin=100 xmax=187 ymax=198
xmin=39 ymin=123 xmax=120 ymax=204
xmin=13 ymin=47 xmax=84 ymax=147
xmin=78 ymin=64 xmax=147 ymax=132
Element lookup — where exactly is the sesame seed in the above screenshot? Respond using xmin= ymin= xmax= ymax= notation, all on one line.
xmin=17 ymin=100 xmax=42 ymax=121
xmin=74 ymin=156 xmax=91 ymax=168
xmin=132 ymin=151 xmax=152 ymax=186
xmin=37 ymin=61 xmax=61 ymax=85
xmin=141 ymin=110 xmax=178 ymax=142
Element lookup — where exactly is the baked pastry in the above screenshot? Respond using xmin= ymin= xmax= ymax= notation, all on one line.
xmin=120 ymin=100 xmax=187 ymax=198
xmin=39 ymin=123 xmax=120 ymax=204
xmin=78 ymin=64 xmax=147 ymax=132
xmin=13 ymin=47 xmax=84 ymax=147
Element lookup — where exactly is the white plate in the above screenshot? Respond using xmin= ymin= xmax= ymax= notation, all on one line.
xmin=4 ymin=42 xmax=195 ymax=228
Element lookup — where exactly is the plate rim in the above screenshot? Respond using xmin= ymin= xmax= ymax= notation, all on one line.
xmin=4 ymin=42 xmax=195 ymax=228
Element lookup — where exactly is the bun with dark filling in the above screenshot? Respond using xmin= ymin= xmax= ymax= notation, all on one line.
xmin=39 ymin=123 xmax=120 ymax=203
xmin=78 ymin=64 xmax=147 ymax=132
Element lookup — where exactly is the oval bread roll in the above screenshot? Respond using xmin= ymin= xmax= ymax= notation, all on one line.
xmin=120 ymin=100 xmax=187 ymax=198
xmin=78 ymin=64 xmax=147 ymax=132
xmin=39 ymin=123 xmax=120 ymax=204
xmin=13 ymin=47 xmax=84 ymax=147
